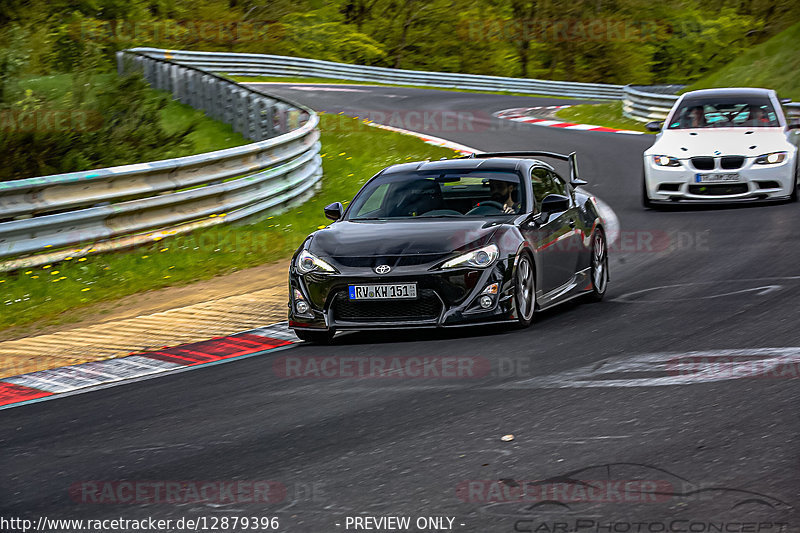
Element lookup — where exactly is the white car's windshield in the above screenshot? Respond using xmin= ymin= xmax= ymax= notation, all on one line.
xmin=347 ymin=171 xmax=524 ymax=219
xmin=668 ymin=97 xmax=779 ymax=129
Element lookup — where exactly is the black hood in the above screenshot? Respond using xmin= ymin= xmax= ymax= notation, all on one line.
xmin=308 ymin=219 xmax=504 ymax=258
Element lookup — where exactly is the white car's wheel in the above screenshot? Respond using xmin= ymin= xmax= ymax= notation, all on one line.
xmin=642 ymin=166 xmax=654 ymax=209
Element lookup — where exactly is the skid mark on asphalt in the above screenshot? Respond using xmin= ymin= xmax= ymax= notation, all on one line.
xmin=613 ymin=278 xmax=799 ymax=303
xmin=496 ymin=347 xmax=800 ymax=389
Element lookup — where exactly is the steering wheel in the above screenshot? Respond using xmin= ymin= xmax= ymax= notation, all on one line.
xmin=471 ymin=200 xmax=505 ymax=211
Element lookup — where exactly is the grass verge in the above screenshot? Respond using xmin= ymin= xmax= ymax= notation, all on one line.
xmin=555 ymin=102 xmax=650 ymax=133
xmin=228 ymin=74 xmax=586 ymax=100
xmin=14 ymin=73 xmax=249 ymax=165
xmin=684 ymin=21 xmax=800 ymax=100
xmin=0 ymin=113 xmax=457 ymax=331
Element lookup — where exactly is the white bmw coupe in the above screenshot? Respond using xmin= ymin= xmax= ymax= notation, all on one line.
xmin=643 ymin=88 xmax=800 ymax=206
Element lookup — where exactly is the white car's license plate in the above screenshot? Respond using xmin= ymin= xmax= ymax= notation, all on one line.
xmin=349 ymin=283 xmax=417 ymax=300
xmin=695 ymin=173 xmax=740 ymax=183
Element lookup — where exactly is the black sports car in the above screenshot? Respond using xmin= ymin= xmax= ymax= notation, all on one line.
xmin=288 ymin=152 xmax=609 ymax=343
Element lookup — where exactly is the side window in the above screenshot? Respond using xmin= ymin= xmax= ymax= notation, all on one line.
xmin=531 ymin=168 xmax=563 ymax=209
xmin=548 ymin=170 xmax=571 ymax=198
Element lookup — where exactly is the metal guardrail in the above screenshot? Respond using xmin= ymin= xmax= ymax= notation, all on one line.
xmin=129 ymin=48 xmax=626 ymax=100
xmin=623 ymin=84 xmax=800 ymax=123
xmin=0 ymin=51 xmax=322 ymax=272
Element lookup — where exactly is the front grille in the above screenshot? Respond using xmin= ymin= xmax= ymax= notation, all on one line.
xmin=720 ymin=156 xmax=745 ymax=169
xmin=332 ymin=254 xmax=448 ymax=268
xmin=332 ymin=289 xmax=442 ymax=322
xmin=688 ymin=184 xmax=748 ymax=196
xmin=691 ymin=157 xmax=715 ymax=170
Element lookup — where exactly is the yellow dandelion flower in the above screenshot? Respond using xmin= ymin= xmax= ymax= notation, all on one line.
xmin=317 ymin=225 xmax=326 ymax=229
xmin=50 ymin=271 xmax=59 ymax=275
xmin=32 ymin=275 xmax=39 ymax=279
xmin=65 ymin=257 xmax=73 ymax=261
xmin=141 ymin=255 xmax=149 ymax=259
xmin=163 ymin=275 xmax=171 ymax=279
xmin=24 ymin=271 xmax=32 ymax=275
xmin=338 ymin=152 xmax=346 ymax=156
xmin=346 ymin=157 xmax=352 ymax=160
xmin=160 ymin=248 xmax=168 ymax=252
xmin=78 ymin=258 xmax=87 ymax=262
xmin=43 ymin=265 xmax=52 ymax=269
xmin=81 ymin=288 xmax=91 ymax=292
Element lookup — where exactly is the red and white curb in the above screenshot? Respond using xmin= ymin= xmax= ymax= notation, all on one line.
xmin=364 ymin=121 xmax=476 ymax=155
xmin=0 ymin=324 xmax=298 ymax=409
xmin=495 ymin=106 xmax=644 ymax=135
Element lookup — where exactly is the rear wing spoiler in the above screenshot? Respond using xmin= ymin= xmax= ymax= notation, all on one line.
xmin=463 ymin=151 xmax=587 ymax=187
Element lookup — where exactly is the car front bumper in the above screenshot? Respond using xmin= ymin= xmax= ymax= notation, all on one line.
xmin=288 ymin=259 xmax=518 ymax=331
xmin=643 ymin=156 xmax=796 ymax=203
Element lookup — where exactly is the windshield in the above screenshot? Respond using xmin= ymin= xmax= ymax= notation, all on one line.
xmin=347 ymin=170 xmax=525 ymax=220
xmin=668 ymin=97 xmax=779 ymax=129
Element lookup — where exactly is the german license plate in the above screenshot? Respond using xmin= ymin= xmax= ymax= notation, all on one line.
xmin=695 ymin=173 xmax=739 ymax=183
xmin=349 ymin=283 xmax=417 ymax=300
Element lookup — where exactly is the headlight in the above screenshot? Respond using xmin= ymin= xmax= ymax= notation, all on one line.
xmin=652 ymin=155 xmax=681 ymax=167
xmin=296 ymin=249 xmax=336 ymax=274
xmin=754 ymin=152 xmax=787 ymax=165
xmin=441 ymin=244 xmax=499 ymax=269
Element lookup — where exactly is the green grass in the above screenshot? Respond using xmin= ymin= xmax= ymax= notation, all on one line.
xmin=684 ymin=21 xmax=800 ymax=100
xmin=0 ymin=113 xmax=457 ymax=331
xmin=227 ymin=74 xmax=584 ymax=100
xmin=14 ymin=73 xmax=249 ymax=164
xmin=555 ymin=101 xmax=650 ymax=133
xmin=158 ymin=98 xmax=248 ymax=157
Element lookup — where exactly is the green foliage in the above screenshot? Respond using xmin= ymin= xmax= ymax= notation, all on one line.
xmin=1 ymin=0 xmax=797 ymax=85
xmin=0 ymin=73 xmax=197 ymax=180
xmin=684 ymin=20 xmax=800 ymax=100
xmin=277 ymin=10 xmax=387 ymax=64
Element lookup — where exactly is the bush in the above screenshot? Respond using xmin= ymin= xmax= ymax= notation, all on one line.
xmin=0 ymin=72 xmax=196 ymax=181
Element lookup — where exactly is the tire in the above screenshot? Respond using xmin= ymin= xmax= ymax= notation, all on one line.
xmin=642 ymin=168 xmax=654 ymax=209
xmin=293 ymin=329 xmax=335 ymax=344
xmin=513 ymin=252 xmax=536 ymax=328
xmin=790 ymin=160 xmax=798 ymax=202
xmin=586 ymin=228 xmax=609 ymax=302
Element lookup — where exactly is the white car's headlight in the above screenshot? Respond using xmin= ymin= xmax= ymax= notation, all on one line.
xmin=296 ymin=249 xmax=336 ymax=274
xmin=441 ymin=244 xmax=499 ymax=269
xmin=652 ymin=155 xmax=681 ymax=167
xmin=754 ymin=152 xmax=788 ymax=165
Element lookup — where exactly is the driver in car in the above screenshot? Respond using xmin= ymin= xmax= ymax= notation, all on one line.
xmin=489 ymin=180 xmax=520 ymax=214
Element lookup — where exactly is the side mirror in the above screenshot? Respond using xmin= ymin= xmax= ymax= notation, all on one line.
xmin=646 ymin=121 xmax=663 ymax=132
xmin=324 ymin=202 xmax=343 ymax=221
xmin=541 ymin=194 xmax=570 ymax=216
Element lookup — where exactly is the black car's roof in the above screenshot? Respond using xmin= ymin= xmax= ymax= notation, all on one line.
xmin=381 ymin=157 xmax=553 ymax=175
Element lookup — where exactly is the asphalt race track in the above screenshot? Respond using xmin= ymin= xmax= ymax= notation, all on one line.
xmin=2 ymin=85 xmax=799 ymax=532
